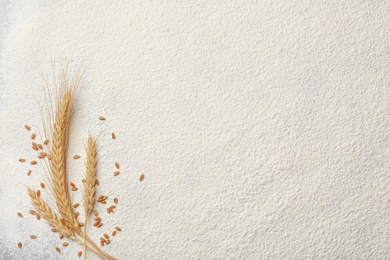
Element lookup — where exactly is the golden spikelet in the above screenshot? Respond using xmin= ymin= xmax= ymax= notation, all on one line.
xmin=50 ymin=81 xmax=80 ymax=231
xmin=83 ymin=135 xmax=97 ymax=219
xmin=27 ymin=187 xmax=75 ymax=240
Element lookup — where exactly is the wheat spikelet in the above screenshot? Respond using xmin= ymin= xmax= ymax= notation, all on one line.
xmin=50 ymin=80 xmax=80 ymax=231
xmin=83 ymin=135 xmax=97 ymax=219
xmin=27 ymin=187 xmax=75 ymax=240
xmin=83 ymin=134 xmax=98 ymax=259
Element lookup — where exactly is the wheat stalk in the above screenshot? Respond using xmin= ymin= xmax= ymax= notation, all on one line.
xmin=26 ymin=69 xmax=118 ymax=260
xmin=83 ymin=134 xmax=98 ymax=259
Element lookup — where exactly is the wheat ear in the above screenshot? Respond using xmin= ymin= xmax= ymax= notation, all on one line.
xmin=50 ymin=86 xmax=80 ymax=231
xmin=28 ymin=188 xmax=105 ymax=259
xmin=83 ymin=135 xmax=97 ymax=259
xmin=27 ymin=187 xmax=75 ymax=239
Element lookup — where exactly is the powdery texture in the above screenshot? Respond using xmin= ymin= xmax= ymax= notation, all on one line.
xmin=1 ymin=1 xmax=390 ymax=259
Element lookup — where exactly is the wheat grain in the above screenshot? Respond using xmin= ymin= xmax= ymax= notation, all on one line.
xmin=18 ymin=242 xmax=22 ymax=248
xmin=99 ymin=116 xmax=106 ymax=120
xmin=56 ymin=247 xmax=61 ymax=253
xmin=19 ymin=158 xmax=26 ymax=162
xmin=114 ymin=162 xmax=119 ymax=169
xmin=27 ymin=170 xmax=32 ymax=176
xmin=73 ymin=155 xmax=81 ymax=159
xmin=78 ymin=251 xmax=82 ymax=257
xmin=139 ymin=174 xmax=144 ymax=181
xmin=114 ymin=171 xmax=119 ymax=176
xmin=30 ymin=235 xmax=37 ymax=239
xmin=25 ymin=125 xmax=31 ymax=131
xmin=111 ymin=133 xmax=115 ymax=139
xmin=17 ymin=212 xmax=23 ymax=217
xmin=31 ymin=133 xmax=36 ymax=139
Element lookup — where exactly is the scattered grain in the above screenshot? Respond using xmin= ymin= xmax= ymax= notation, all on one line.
xmin=115 ymin=162 xmax=120 ymax=169
xmin=73 ymin=203 xmax=79 ymax=208
xmin=36 ymin=214 xmax=41 ymax=220
xmin=27 ymin=170 xmax=32 ymax=176
xmin=51 ymin=228 xmax=57 ymax=233
xmin=17 ymin=212 xmax=23 ymax=218
xmin=36 ymin=190 xmax=41 ymax=197
xmin=139 ymin=174 xmax=145 ymax=181
xmin=18 ymin=242 xmax=22 ymax=248
xmin=31 ymin=133 xmax=36 ymax=139
xmin=104 ymin=233 xmax=109 ymax=239
xmin=59 ymin=235 xmax=64 ymax=239
xmin=30 ymin=235 xmax=37 ymax=239
xmin=113 ymin=197 xmax=118 ymax=204
xmin=30 ymin=160 xmax=37 ymax=165
xmin=114 ymin=171 xmax=120 ymax=176
xmin=112 ymin=230 xmax=117 ymax=236
xmin=74 ymin=212 xmax=79 ymax=218
xmin=40 ymin=183 xmax=45 ymax=189
xmin=78 ymin=251 xmax=82 ymax=257
xmin=62 ymin=242 xmax=69 ymax=247
xmin=29 ymin=209 xmax=36 ymax=215
xmin=99 ymin=116 xmax=106 ymax=120
xmin=43 ymin=139 xmax=49 ymax=145
xmin=111 ymin=133 xmax=116 ymax=139
xmin=19 ymin=158 xmax=26 ymax=162
xmin=25 ymin=125 xmax=30 ymax=131
xmin=79 ymin=223 xmax=84 ymax=227
xmin=115 ymin=226 xmax=121 ymax=231
xmin=56 ymin=247 xmax=61 ymax=253
xmin=73 ymin=155 xmax=80 ymax=159
xmin=95 ymin=179 xmax=100 ymax=185
xmin=37 ymin=144 xmax=43 ymax=150
xmin=97 ymin=222 xmax=103 ymax=228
